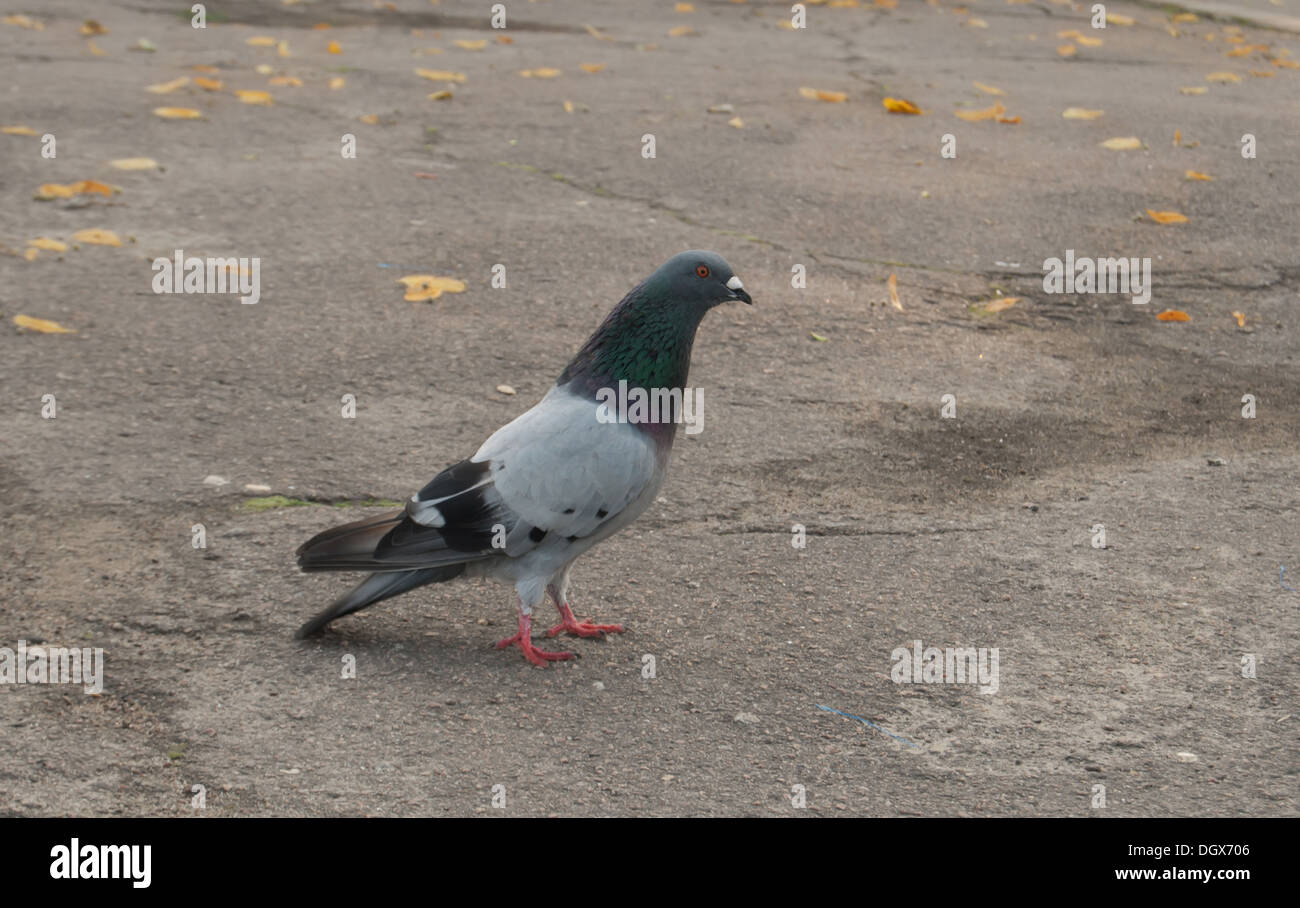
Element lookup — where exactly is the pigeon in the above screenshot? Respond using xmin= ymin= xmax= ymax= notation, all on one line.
xmin=295 ymin=250 xmax=751 ymax=665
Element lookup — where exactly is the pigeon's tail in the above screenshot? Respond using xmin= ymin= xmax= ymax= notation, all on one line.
xmin=294 ymin=566 xmax=464 ymax=639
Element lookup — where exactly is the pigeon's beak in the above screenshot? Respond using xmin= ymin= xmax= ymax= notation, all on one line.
xmin=726 ymin=275 xmax=752 ymax=305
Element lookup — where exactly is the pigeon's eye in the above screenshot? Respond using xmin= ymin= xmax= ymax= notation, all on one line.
xmin=696 ymin=264 xmax=710 ymax=278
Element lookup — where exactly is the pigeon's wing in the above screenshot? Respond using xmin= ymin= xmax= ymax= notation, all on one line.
xmin=407 ymin=387 xmax=659 ymax=557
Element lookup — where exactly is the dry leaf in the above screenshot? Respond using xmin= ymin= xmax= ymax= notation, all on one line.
xmin=1180 ymin=86 xmax=1209 ymax=95
xmin=398 ymin=275 xmax=467 ymax=301
xmin=147 ymin=76 xmax=190 ymax=94
xmin=255 ymin=64 xmax=274 ymax=75
xmin=955 ymin=101 xmax=1005 ymax=122
xmin=563 ymin=99 xmax=575 ymax=113
xmin=277 ymin=41 xmax=291 ymax=57
xmin=800 ymin=87 xmax=849 ymax=103
xmin=428 ymin=89 xmax=453 ymax=100
xmin=80 ymin=19 xmax=108 ymax=35
xmin=887 ymin=274 xmax=903 ymax=311
xmin=997 ymin=115 xmax=1021 ymax=124
xmin=982 ymin=296 xmax=1021 ymax=313
xmin=72 ymin=228 xmax=122 ymax=246
xmin=1231 ymin=311 xmax=1246 ymax=327
xmin=1107 ymin=13 xmax=1135 ymax=25
xmin=1101 ymin=136 xmax=1141 ymax=150
xmin=3 ymin=14 xmax=44 ymax=30
xmin=236 ymin=89 xmax=273 ymax=105
xmin=454 ymin=40 xmax=487 ymax=50
xmin=728 ymin=116 xmax=744 ymax=128
xmin=579 ymin=63 xmax=606 ymax=73
xmin=668 ymin=26 xmax=695 ymax=37
xmin=14 ymin=315 xmax=75 ymax=334
xmin=882 ymin=97 xmax=921 ymax=114
xmin=328 ymin=40 xmax=342 ymax=54
xmin=329 ymin=76 xmax=346 ymax=90
xmin=109 ymin=157 xmax=159 ymax=170
xmin=1062 ymin=107 xmax=1104 ymax=119
xmin=269 ymin=76 xmax=303 ymax=87
xmin=1185 ymin=170 xmax=1213 ymax=181
xmin=675 ymin=2 xmax=696 ymax=10
xmin=1171 ymin=13 xmax=1199 ymax=23
xmin=519 ymin=68 xmax=562 ymax=78
xmin=194 ymin=77 xmax=223 ymax=91
xmin=1147 ymin=209 xmax=1189 ymax=224
xmin=35 ymin=180 xmax=114 ymax=200
xmin=23 ymin=248 xmax=39 ymax=262
xmin=1058 ymin=44 xmax=1077 ymax=57
xmin=972 ymin=82 xmax=1005 ymax=96
xmin=1206 ymin=72 xmax=1242 ymax=82
xmin=1156 ymin=309 xmax=1191 ymax=321
xmin=497 ymin=384 xmax=517 ymax=395
xmin=192 ymin=64 xmax=220 ymax=74
xmin=28 ymin=237 xmax=68 ymax=252
xmin=358 ymin=113 xmax=380 ymax=125
xmin=2 ymin=125 xmax=39 ymax=136
xmin=1076 ymin=36 xmax=1102 ymax=47
xmin=246 ymin=36 xmax=277 ymax=47
xmin=416 ymin=68 xmax=468 ymax=83
xmin=153 ymin=107 xmax=204 ymax=119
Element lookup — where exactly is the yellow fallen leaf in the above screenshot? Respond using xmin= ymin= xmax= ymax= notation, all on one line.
xmin=1076 ymin=36 xmax=1103 ymax=47
xmin=728 ymin=116 xmax=744 ymax=128
xmin=328 ymin=40 xmax=342 ymax=54
xmin=1101 ymin=136 xmax=1141 ymax=150
xmin=1185 ymin=170 xmax=1213 ymax=181
xmin=1058 ymin=44 xmax=1077 ymax=57
xmin=146 ymin=76 xmax=190 ymax=94
xmin=23 ymin=248 xmax=39 ymax=262
xmin=3 ymin=14 xmax=44 ymax=30
xmin=14 ymin=315 xmax=75 ymax=334
xmin=329 ymin=76 xmax=346 ymax=89
xmin=236 ymin=89 xmax=273 ymax=105
xmin=428 ymin=89 xmax=453 ymax=100
xmin=1156 ymin=309 xmax=1190 ymax=321
xmin=1147 ymin=209 xmax=1188 ymax=224
xmin=72 ymin=228 xmax=122 ymax=246
xmin=883 ymin=97 xmax=921 ymax=114
xmin=255 ymin=64 xmax=274 ymax=75
xmin=496 ymin=35 xmax=513 ymax=44
xmin=1250 ymin=70 xmax=1276 ymax=78
xmin=358 ymin=113 xmax=380 ymax=125
xmin=563 ymin=99 xmax=575 ymax=113
xmin=1173 ymin=129 xmax=1181 ymax=146
xmin=981 ymin=296 xmax=1021 ymax=313
xmin=1206 ymin=72 xmax=1242 ymax=82
xmin=1231 ymin=311 xmax=1246 ymax=327
xmin=193 ymin=77 xmax=223 ymax=91
xmin=1172 ymin=13 xmax=1199 ymax=23
xmin=269 ymin=76 xmax=303 ymax=87
xmin=1272 ymin=59 xmax=1300 ymax=69
xmin=416 ymin=68 xmax=468 ymax=82
xmin=246 ymin=36 xmax=277 ymax=47
xmin=1226 ymin=44 xmax=1269 ymax=57
xmin=1107 ymin=13 xmax=1135 ymax=25
xmin=109 ymin=157 xmax=159 ymax=170
xmin=192 ymin=64 xmax=220 ymax=74
xmin=28 ymin=237 xmax=68 ymax=252
xmin=973 ymin=82 xmax=1005 ymax=96
xmin=454 ymin=40 xmax=487 ymax=50
xmin=887 ymin=274 xmax=903 ymax=311
xmin=397 ymin=275 xmax=467 ymax=301
xmin=35 ymin=180 xmax=113 ymax=200
xmin=1057 ymin=30 xmax=1084 ymax=40
xmin=2 ymin=125 xmax=39 ymax=136
xmin=80 ymin=19 xmax=108 ymax=35
xmin=668 ymin=26 xmax=695 ymax=37
xmin=997 ymin=115 xmax=1021 ymax=124
xmin=579 ymin=63 xmax=606 ymax=73
xmin=1180 ymin=85 xmax=1209 ymax=95
xmin=795 ymin=87 xmax=847 ymax=103
xmin=1062 ymin=107 xmax=1103 ymax=119
xmin=154 ymin=107 xmax=204 ymax=119
xmin=955 ymin=101 xmax=1006 ymax=122
xmin=519 ymin=68 xmax=562 ymax=78
xmin=675 ymin=2 xmax=696 ymax=10
xmin=277 ymin=41 xmax=291 ymax=57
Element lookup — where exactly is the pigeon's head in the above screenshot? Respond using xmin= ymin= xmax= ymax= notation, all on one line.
xmin=649 ymin=250 xmax=752 ymax=311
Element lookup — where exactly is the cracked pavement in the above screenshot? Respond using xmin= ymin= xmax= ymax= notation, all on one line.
xmin=1 ymin=0 xmax=1297 ymax=815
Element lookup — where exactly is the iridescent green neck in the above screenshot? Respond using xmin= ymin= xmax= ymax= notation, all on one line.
xmin=557 ymin=283 xmax=704 ymax=398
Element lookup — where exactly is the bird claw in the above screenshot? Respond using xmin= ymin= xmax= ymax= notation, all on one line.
xmin=545 ymin=603 xmax=625 ymax=638
xmin=495 ymin=613 xmax=576 ymax=666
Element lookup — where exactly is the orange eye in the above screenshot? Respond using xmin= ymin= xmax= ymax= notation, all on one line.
xmin=696 ymin=264 xmax=710 ymax=278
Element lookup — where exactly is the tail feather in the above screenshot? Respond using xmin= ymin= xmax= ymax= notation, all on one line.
xmin=297 ymin=509 xmax=480 ymax=573
xmin=294 ymin=566 xmax=464 ymax=638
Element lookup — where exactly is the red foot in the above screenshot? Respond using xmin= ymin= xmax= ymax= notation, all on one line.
xmin=545 ymin=602 xmax=625 ymax=638
xmin=495 ymin=613 xmax=576 ymax=666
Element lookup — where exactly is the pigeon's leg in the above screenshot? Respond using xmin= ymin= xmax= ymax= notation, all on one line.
xmin=544 ymin=572 xmax=625 ymax=638
xmin=495 ymin=592 xmax=576 ymax=666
